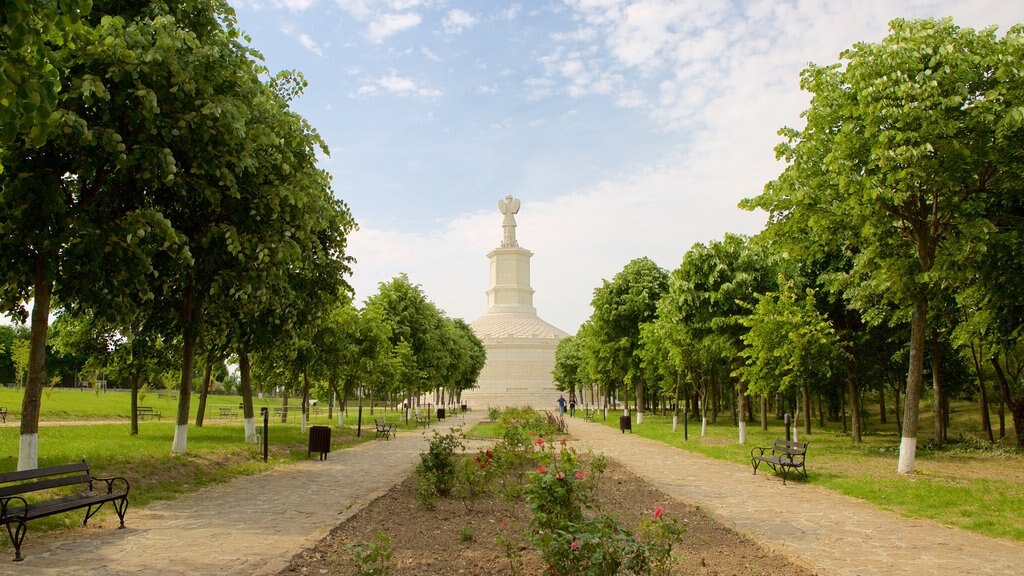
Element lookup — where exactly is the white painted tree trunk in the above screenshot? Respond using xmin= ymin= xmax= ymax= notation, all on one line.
xmin=244 ymin=417 xmax=256 ymax=444
xmin=338 ymin=409 xmax=343 ymax=426
xmin=701 ymin=417 xmax=707 ymax=437
xmin=898 ymin=437 xmax=917 ymax=474
xmin=172 ymin=424 xmax=188 ymax=454
xmin=793 ymin=429 xmax=799 ymax=443
xmin=18 ymin=433 xmax=38 ymax=471
xmin=672 ymin=415 xmax=677 ymax=432
xmin=738 ymin=420 xmax=747 ymax=444
xmin=636 ymin=412 xmax=644 ymax=425
xmin=301 ymin=413 xmax=307 ymax=433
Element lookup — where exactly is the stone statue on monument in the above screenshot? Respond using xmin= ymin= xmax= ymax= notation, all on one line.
xmin=498 ymin=194 xmax=521 ymax=248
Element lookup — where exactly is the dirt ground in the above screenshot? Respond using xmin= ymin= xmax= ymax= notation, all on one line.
xmin=279 ymin=458 xmax=818 ymax=576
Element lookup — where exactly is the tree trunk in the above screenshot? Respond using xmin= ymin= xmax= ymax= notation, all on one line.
xmin=130 ymin=373 xmax=140 ymax=436
xmin=635 ymin=379 xmax=645 ymax=424
xmin=172 ymin=282 xmax=200 ymax=455
xmin=898 ymin=298 xmax=927 ymax=474
xmin=302 ymin=367 xmax=310 ymax=432
xmin=196 ymin=357 xmax=212 ymax=427
xmin=846 ymin=359 xmax=861 ymax=443
xmin=239 ymin=350 xmax=257 ymax=443
xmin=991 ymin=353 xmax=1024 ymax=449
xmin=840 ymin=379 xmax=847 ymax=434
xmin=878 ymin=384 xmax=888 ymax=425
xmin=710 ymin=371 xmax=719 ymax=424
xmin=281 ymin=389 xmax=289 ymax=423
xmin=970 ymin=343 xmax=994 ymax=442
xmin=737 ymin=381 xmax=747 ymax=444
xmin=894 ymin=381 xmax=902 ymax=435
xmin=802 ymin=384 xmax=812 ymax=436
xmin=931 ymin=333 xmax=944 ymax=448
xmin=17 ymin=259 xmax=53 ymax=471
xmin=817 ymin=393 xmax=825 ymax=428
xmin=760 ymin=396 xmax=768 ymax=431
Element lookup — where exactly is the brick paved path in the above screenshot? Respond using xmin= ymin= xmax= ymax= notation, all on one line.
xmin=566 ymin=417 xmax=1024 ymax=576
xmin=4 ymin=412 xmax=1022 ymax=576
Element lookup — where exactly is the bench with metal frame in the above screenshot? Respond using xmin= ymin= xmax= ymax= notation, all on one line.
xmin=136 ymin=406 xmax=161 ymax=420
xmin=0 ymin=407 xmax=7 ymax=423
xmin=0 ymin=460 xmax=129 ymax=561
xmin=374 ymin=418 xmax=396 ymax=439
xmin=751 ymin=439 xmax=808 ymax=485
xmin=219 ymin=407 xmax=238 ymax=418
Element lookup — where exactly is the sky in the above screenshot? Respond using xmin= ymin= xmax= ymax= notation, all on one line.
xmin=227 ymin=0 xmax=1024 ymax=334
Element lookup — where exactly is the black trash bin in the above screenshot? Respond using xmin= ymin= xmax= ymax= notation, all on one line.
xmin=308 ymin=425 xmax=331 ymax=460
xmin=619 ymin=415 xmax=632 ymax=434
xmin=437 ymin=407 xmax=446 ymax=421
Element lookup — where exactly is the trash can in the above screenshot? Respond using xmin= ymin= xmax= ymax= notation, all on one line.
xmin=619 ymin=415 xmax=632 ymax=434
xmin=437 ymin=407 xmax=446 ymax=420
xmin=308 ymin=425 xmax=331 ymax=460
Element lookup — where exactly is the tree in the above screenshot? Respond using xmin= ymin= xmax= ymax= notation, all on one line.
xmin=588 ymin=257 xmax=669 ymax=424
xmin=660 ymin=235 xmax=778 ymax=442
xmin=0 ymin=0 xmax=94 ymax=172
xmin=750 ymin=18 xmax=1024 ymax=472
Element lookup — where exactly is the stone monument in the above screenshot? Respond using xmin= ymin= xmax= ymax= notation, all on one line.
xmin=462 ymin=196 xmax=569 ymax=408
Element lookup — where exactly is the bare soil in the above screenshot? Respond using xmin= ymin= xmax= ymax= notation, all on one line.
xmin=279 ymin=458 xmax=818 ymax=576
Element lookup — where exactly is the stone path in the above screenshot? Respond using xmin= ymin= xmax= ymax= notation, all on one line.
xmin=566 ymin=417 xmax=1024 ymax=576
xmin=3 ymin=413 xmax=483 ymax=576
xmin=4 ymin=413 xmax=1022 ymax=576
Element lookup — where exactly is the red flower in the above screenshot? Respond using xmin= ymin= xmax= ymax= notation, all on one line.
xmin=654 ymin=507 xmax=664 ymax=519
xmin=560 ymin=438 xmax=567 ymax=445
xmin=575 ymin=470 xmax=586 ymax=480
xmin=536 ymin=437 xmax=544 ymax=446
xmin=570 ymin=539 xmax=580 ymax=551
xmin=537 ymin=466 xmax=547 ymax=473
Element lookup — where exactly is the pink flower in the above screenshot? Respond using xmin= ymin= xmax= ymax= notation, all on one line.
xmin=537 ymin=466 xmax=547 ymax=473
xmin=570 ymin=539 xmax=580 ymax=551
xmin=654 ymin=507 xmax=664 ymax=519
xmin=501 ymin=520 xmax=509 ymax=530
xmin=556 ymin=472 xmax=566 ymax=480
xmin=536 ymin=437 xmax=544 ymax=446
xmin=574 ymin=470 xmax=586 ymax=480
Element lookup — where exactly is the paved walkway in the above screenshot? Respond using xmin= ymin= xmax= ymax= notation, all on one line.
xmin=4 ymin=412 xmax=483 ymax=576
xmin=4 ymin=413 xmax=1022 ymax=576
xmin=566 ymin=417 xmax=1024 ymax=576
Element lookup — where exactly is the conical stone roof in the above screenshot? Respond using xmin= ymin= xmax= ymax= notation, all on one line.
xmin=470 ymin=312 xmax=568 ymax=340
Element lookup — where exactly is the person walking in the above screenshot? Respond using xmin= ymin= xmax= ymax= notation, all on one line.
xmin=557 ymin=394 xmax=567 ymax=416
xmin=569 ymin=395 xmax=577 ymax=417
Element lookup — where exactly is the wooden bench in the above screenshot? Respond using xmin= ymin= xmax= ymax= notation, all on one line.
xmin=751 ymin=439 xmax=808 ymax=485
xmin=584 ymin=407 xmax=594 ymax=422
xmin=136 ymin=406 xmax=161 ymax=420
xmin=0 ymin=460 xmax=129 ymax=561
xmin=414 ymin=414 xmax=429 ymax=428
xmin=0 ymin=407 xmax=7 ymax=423
xmin=374 ymin=419 xmax=396 ymax=439
xmin=219 ymin=407 xmax=238 ymax=418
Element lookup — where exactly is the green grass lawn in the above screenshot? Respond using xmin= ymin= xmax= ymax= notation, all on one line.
xmin=575 ymin=404 xmax=1024 ymax=541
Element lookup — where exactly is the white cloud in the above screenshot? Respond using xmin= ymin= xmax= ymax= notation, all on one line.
xmin=273 ymin=0 xmax=317 ymax=10
xmin=367 ymin=12 xmax=422 ymax=42
xmin=297 ymin=33 xmax=324 ymax=56
xmin=354 ymin=73 xmax=443 ymax=98
xmin=420 ymin=46 xmax=442 ymax=61
xmin=495 ymin=4 xmax=521 ymax=21
xmin=443 ymin=8 xmax=478 ymax=34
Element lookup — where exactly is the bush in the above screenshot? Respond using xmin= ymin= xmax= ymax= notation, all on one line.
xmin=414 ymin=427 xmax=465 ymax=506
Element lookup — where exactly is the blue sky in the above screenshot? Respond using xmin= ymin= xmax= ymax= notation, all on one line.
xmin=228 ymin=0 xmax=1024 ymax=333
